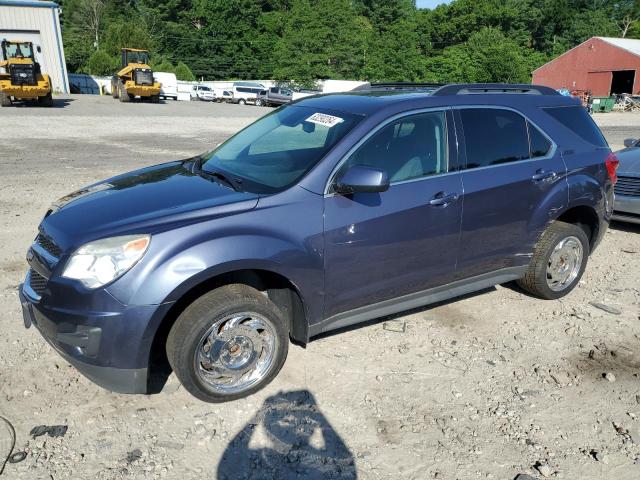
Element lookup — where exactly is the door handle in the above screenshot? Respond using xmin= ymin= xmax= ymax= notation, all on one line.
xmin=429 ymin=192 xmax=459 ymax=206
xmin=532 ymin=169 xmax=557 ymax=182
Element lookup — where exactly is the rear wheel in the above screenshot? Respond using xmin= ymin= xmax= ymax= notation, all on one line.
xmin=166 ymin=284 xmax=289 ymax=403
xmin=150 ymin=94 xmax=160 ymax=103
xmin=0 ymin=93 xmax=11 ymax=107
xmin=238 ymin=99 xmax=246 ymax=105
xmin=38 ymin=92 xmax=53 ymax=107
xmin=517 ymin=221 xmax=589 ymax=299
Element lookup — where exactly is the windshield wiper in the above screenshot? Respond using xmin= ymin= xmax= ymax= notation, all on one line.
xmin=201 ymin=169 xmax=243 ymax=192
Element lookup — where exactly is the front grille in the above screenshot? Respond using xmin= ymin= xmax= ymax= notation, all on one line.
xmin=615 ymin=176 xmax=640 ymax=197
xmin=36 ymin=234 xmax=62 ymax=258
xmin=134 ymin=68 xmax=153 ymax=86
xmin=10 ymin=63 xmax=37 ymax=86
xmin=29 ymin=268 xmax=47 ymax=296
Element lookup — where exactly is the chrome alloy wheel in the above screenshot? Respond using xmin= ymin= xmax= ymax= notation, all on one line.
xmin=194 ymin=312 xmax=277 ymax=394
xmin=546 ymin=236 xmax=583 ymax=292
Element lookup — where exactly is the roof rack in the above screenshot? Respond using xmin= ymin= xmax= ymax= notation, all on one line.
xmin=353 ymin=82 xmax=444 ymax=92
xmin=432 ymin=83 xmax=559 ymax=96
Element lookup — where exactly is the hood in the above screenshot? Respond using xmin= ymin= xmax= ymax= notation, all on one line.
xmin=41 ymin=161 xmax=260 ymax=251
xmin=616 ymin=148 xmax=640 ymax=176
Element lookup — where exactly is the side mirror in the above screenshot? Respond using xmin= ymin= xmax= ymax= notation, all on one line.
xmin=334 ymin=165 xmax=389 ymax=194
xmin=624 ymin=138 xmax=638 ymax=148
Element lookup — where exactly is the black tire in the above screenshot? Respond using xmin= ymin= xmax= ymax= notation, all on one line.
xmin=150 ymin=94 xmax=160 ymax=103
xmin=0 ymin=93 xmax=11 ymax=107
xmin=238 ymin=99 xmax=246 ymax=105
xmin=119 ymin=81 xmax=131 ymax=103
xmin=38 ymin=91 xmax=53 ymax=107
xmin=166 ymin=284 xmax=289 ymax=403
xmin=111 ymin=79 xmax=119 ymax=98
xmin=517 ymin=221 xmax=590 ymax=300
xmin=255 ymin=98 xmax=263 ymax=106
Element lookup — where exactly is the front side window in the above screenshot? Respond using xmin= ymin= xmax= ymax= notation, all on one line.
xmin=201 ymin=106 xmax=361 ymax=193
xmin=460 ymin=108 xmax=530 ymax=169
xmin=339 ymin=111 xmax=448 ymax=184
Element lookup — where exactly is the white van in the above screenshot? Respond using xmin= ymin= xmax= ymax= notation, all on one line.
xmin=231 ymin=82 xmax=265 ymax=105
xmin=153 ymin=72 xmax=178 ymax=101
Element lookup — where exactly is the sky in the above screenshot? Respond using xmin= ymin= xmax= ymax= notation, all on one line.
xmin=416 ymin=0 xmax=453 ymax=9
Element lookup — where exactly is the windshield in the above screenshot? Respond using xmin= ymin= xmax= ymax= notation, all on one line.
xmin=5 ymin=43 xmax=32 ymax=59
xmin=201 ymin=105 xmax=361 ymax=193
xmin=126 ymin=50 xmax=149 ymax=65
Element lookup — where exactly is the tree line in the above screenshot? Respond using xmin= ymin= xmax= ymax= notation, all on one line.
xmin=59 ymin=0 xmax=640 ymax=86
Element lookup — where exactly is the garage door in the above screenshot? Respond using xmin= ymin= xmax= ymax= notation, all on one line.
xmin=0 ymin=31 xmax=45 ymax=67
xmin=587 ymin=71 xmax=612 ymax=96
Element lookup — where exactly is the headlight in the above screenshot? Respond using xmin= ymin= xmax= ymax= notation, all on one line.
xmin=62 ymin=235 xmax=150 ymax=288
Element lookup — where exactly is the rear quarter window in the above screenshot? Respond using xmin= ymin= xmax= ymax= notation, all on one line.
xmin=543 ymin=106 xmax=608 ymax=147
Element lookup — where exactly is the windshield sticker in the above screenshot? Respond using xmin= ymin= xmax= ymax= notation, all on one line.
xmin=305 ymin=113 xmax=344 ymax=127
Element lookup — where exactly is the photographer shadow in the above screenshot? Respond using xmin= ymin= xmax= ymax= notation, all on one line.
xmin=217 ymin=390 xmax=357 ymax=479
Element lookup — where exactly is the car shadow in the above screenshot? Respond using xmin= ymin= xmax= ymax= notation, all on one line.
xmin=217 ymin=390 xmax=357 ymax=480
xmin=610 ymin=220 xmax=640 ymax=234
xmin=313 ymin=286 xmax=496 ymax=341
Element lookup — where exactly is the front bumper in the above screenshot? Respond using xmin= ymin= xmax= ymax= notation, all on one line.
xmin=124 ymin=81 xmax=161 ymax=97
xmin=0 ymin=82 xmax=50 ymax=99
xmin=613 ymin=194 xmax=640 ymax=224
xmin=18 ymin=278 xmax=172 ymax=394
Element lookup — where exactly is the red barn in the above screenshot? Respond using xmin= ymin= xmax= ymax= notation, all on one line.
xmin=532 ymin=37 xmax=640 ymax=96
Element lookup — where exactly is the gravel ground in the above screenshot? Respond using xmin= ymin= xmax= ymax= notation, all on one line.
xmin=0 ymin=95 xmax=639 ymax=480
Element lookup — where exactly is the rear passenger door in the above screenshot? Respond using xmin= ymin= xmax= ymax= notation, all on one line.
xmin=454 ymin=107 xmax=566 ymax=279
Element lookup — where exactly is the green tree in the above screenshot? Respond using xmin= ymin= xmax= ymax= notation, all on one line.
xmin=273 ymin=0 xmax=368 ymax=86
xmin=81 ymin=49 xmax=116 ymax=75
xmin=174 ymin=61 xmax=196 ymax=80
xmin=426 ymin=28 xmax=531 ymax=83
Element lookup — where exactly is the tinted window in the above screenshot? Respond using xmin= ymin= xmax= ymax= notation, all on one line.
xmin=460 ymin=109 xmax=530 ymax=169
xmin=341 ymin=111 xmax=448 ymax=183
xmin=543 ymin=106 xmax=608 ymax=147
xmin=528 ymin=122 xmax=552 ymax=157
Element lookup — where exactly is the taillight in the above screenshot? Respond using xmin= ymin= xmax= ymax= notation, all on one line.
xmin=605 ymin=152 xmax=619 ymax=184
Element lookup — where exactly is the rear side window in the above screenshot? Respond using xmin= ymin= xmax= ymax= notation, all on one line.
xmin=460 ymin=108 xmax=530 ymax=169
xmin=543 ymin=106 xmax=608 ymax=147
xmin=528 ymin=122 xmax=552 ymax=158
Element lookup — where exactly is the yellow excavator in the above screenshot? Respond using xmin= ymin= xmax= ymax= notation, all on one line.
xmin=0 ymin=40 xmax=52 ymax=107
xmin=111 ymin=48 xmax=161 ymax=103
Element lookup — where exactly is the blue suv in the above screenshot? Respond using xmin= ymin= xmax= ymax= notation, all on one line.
xmin=19 ymin=83 xmax=618 ymax=402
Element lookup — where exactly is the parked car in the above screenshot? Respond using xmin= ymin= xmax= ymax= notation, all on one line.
xmin=19 ymin=83 xmax=617 ymax=403
xmin=191 ymin=84 xmax=215 ymax=102
xmin=153 ymin=72 xmax=178 ymax=101
xmin=256 ymin=86 xmax=293 ymax=106
xmin=612 ymin=138 xmax=640 ymax=224
xmin=231 ymin=81 xmax=264 ymax=105
xmin=217 ymin=90 xmax=233 ymax=103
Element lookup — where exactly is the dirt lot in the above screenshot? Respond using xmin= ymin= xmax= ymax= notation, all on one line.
xmin=0 ymin=95 xmax=639 ymax=480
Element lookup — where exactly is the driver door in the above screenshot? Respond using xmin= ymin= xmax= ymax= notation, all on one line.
xmin=323 ymin=110 xmax=463 ymax=322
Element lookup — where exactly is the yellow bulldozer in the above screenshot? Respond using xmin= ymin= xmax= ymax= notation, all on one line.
xmin=111 ymin=48 xmax=161 ymax=103
xmin=0 ymin=40 xmax=52 ymax=107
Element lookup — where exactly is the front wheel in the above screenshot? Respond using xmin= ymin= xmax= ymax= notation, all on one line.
xmin=0 ymin=93 xmax=11 ymax=107
xmin=238 ymin=99 xmax=246 ymax=105
xmin=255 ymin=98 xmax=263 ymax=106
xmin=166 ymin=284 xmax=289 ymax=402
xmin=517 ymin=221 xmax=590 ymax=299
xmin=38 ymin=92 xmax=53 ymax=107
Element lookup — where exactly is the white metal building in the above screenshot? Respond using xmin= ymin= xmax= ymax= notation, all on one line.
xmin=0 ymin=0 xmax=68 ymax=93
